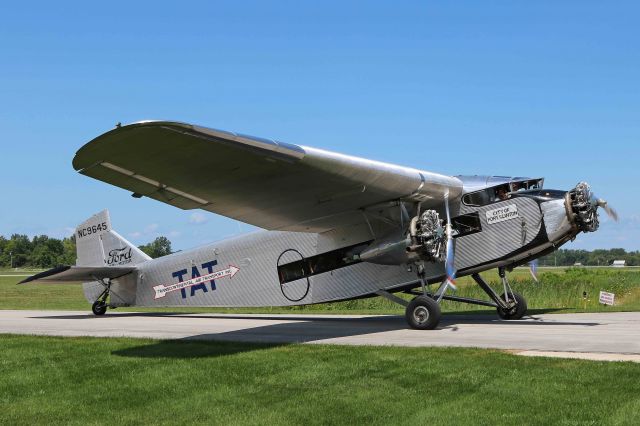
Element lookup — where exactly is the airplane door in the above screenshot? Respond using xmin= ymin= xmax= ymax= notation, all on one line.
xmin=276 ymin=249 xmax=311 ymax=303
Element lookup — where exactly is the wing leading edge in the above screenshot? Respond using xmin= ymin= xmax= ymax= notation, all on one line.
xmin=73 ymin=121 xmax=462 ymax=232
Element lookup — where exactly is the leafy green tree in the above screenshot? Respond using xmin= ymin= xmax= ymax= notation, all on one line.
xmin=59 ymin=235 xmax=77 ymax=265
xmin=539 ymin=248 xmax=640 ymax=266
xmin=139 ymin=236 xmax=172 ymax=259
xmin=30 ymin=236 xmax=64 ymax=268
xmin=0 ymin=236 xmax=7 ymax=267
xmin=2 ymin=234 xmax=32 ymax=267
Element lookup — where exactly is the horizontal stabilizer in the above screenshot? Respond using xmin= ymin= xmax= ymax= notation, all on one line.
xmin=19 ymin=265 xmax=136 ymax=284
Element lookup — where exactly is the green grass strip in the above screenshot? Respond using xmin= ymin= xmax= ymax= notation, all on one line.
xmin=0 ymin=334 xmax=638 ymax=425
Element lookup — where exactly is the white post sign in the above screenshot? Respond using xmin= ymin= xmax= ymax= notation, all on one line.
xmin=598 ymin=291 xmax=615 ymax=306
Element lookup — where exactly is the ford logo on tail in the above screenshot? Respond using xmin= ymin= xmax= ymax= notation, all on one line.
xmin=106 ymin=247 xmax=133 ymax=265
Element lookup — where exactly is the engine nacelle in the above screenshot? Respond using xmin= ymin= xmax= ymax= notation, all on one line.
xmin=407 ymin=210 xmax=446 ymax=262
xmin=357 ymin=209 xmax=447 ymax=266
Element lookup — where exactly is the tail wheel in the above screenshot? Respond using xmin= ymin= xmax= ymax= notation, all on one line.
xmin=497 ymin=292 xmax=527 ymax=320
xmin=92 ymin=300 xmax=107 ymax=316
xmin=405 ymin=296 xmax=441 ymax=330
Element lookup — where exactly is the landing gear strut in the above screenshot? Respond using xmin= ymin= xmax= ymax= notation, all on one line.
xmin=91 ymin=279 xmax=112 ymax=316
xmin=377 ymin=262 xmax=448 ymax=330
xmin=497 ymin=292 xmax=527 ymax=320
xmin=377 ymin=266 xmax=528 ymax=329
xmin=472 ymin=268 xmax=528 ymax=320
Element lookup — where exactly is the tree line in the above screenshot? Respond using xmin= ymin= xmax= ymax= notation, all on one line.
xmin=538 ymin=248 xmax=639 ymax=266
xmin=0 ymin=234 xmax=172 ymax=268
xmin=0 ymin=233 xmax=637 ymax=268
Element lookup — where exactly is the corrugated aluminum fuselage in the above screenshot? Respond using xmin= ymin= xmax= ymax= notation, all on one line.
xmin=85 ymin=190 xmax=575 ymax=308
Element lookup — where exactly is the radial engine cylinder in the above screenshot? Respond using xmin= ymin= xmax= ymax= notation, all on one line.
xmin=358 ymin=209 xmax=446 ymax=265
xmin=566 ymin=182 xmax=599 ymax=233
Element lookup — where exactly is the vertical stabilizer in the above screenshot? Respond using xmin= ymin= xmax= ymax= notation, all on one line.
xmin=75 ymin=210 xmax=151 ymax=267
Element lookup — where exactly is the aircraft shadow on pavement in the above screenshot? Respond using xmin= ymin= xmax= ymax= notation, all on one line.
xmin=106 ymin=313 xmax=601 ymax=359
xmin=111 ymin=316 xmax=407 ymax=359
xmin=34 ymin=311 xmax=602 ymax=329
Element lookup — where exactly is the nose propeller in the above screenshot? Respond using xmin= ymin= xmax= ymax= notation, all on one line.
xmin=593 ymin=196 xmax=619 ymax=222
xmin=569 ymin=182 xmax=619 ymax=232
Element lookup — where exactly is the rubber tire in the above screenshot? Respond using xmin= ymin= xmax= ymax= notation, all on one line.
xmin=406 ymin=296 xmax=441 ymax=330
xmin=92 ymin=300 xmax=107 ymax=316
xmin=496 ymin=292 xmax=527 ymax=320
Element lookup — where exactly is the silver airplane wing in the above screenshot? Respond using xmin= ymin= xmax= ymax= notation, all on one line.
xmin=73 ymin=121 xmax=462 ymax=232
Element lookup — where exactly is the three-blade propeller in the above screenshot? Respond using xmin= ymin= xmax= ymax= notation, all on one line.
xmin=593 ymin=196 xmax=619 ymax=222
xmin=583 ymin=182 xmax=619 ymax=223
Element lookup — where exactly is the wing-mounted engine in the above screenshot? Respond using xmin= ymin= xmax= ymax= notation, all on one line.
xmin=357 ymin=209 xmax=447 ymax=266
xmin=407 ymin=210 xmax=446 ymax=262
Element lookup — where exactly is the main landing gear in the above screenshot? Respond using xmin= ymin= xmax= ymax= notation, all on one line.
xmin=405 ymin=295 xmax=441 ymax=330
xmin=378 ymin=266 xmax=528 ymax=330
xmin=91 ymin=279 xmax=113 ymax=316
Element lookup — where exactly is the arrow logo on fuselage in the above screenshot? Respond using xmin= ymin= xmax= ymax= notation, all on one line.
xmin=153 ymin=265 xmax=240 ymax=299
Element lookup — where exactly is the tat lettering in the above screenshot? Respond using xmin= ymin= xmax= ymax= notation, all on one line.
xmin=172 ymin=259 xmax=219 ymax=299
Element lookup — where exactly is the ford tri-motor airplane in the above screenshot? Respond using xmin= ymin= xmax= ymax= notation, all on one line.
xmin=22 ymin=121 xmax=618 ymax=329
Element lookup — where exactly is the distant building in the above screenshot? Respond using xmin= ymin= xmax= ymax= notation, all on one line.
xmin=612 ymin=260 xmax=626 ymax=267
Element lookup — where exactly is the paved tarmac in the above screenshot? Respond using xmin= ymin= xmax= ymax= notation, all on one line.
xmin=1 ymin=310 xmax=639 ymax=362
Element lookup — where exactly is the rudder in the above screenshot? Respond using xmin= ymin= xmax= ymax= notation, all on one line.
xmin=75 ymin=210 xmax=150 ymax=267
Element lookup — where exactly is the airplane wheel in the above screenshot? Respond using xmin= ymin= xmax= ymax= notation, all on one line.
xmin=92 ymin=300 xmax=107 ymax=316
xmin=406 ymin=296 xmax=441 ymax=330
xmin=497 ymin=292 xmax=527 ymax=320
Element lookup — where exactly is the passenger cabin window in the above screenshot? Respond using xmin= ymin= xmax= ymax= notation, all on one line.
xmin=277 ymin=241 xmax=371 ymax=284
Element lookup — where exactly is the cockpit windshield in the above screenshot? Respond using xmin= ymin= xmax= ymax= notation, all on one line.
xmin=463 ymin=179 xmax=543 ymax=207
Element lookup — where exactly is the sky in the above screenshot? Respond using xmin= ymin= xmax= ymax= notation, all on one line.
xmin=0 ymin=1 xmax=638 ymax=251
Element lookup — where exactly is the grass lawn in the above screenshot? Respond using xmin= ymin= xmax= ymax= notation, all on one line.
xmin=2 ymin=267 xmax=639 ymax=315
xmin=0 ymin=334 xmax=638 ymax=425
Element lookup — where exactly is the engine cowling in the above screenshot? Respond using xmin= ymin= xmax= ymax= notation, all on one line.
xmin=357 ymin=209 xmax=447 ymax=265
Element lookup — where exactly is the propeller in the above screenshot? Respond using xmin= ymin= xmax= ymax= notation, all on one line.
xmin=582 ymin=182 xmax=619 ymax=222
xmin=570 ymin=182 xmax=619 ymax=232
xmin=443 ymin=190 xmax=457 ymax=291
xmin=593 ymin=196 xmax=619 ymax=222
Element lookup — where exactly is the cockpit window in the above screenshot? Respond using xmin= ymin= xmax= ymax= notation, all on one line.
xmin=511 ymin=180 xmax=542 ymax=192
xmin=495 ymin=185 xmax=510 ymax=201
xmin=463 ymin=184 xmax=509 ymax=206
xmin=463 ymin=179 xmax=543 ymax=206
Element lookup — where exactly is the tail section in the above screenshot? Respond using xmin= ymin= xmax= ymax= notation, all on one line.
xmin=76 ymin=210 xmax=151 ymax=267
